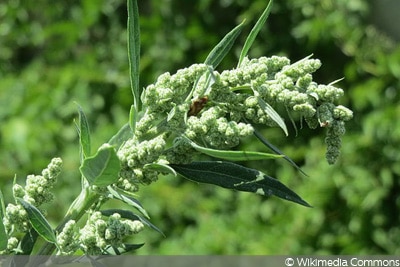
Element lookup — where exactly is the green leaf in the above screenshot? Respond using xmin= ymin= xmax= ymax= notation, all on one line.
xmin=170 ymin=161 xmax=311 ymax=207
xmin=107 ymin=186 xmax=150 ymax=219
xmin=204 ymin=21 xmax=245 ymax=68
xmin=108 ymin=123 xmax=133 ymax=149
xmin=17 ymin=198 xmax=57 ymax=244
xmin=187 ymin=138 xmax=283 ymax=161
xmin=144 ymin=163 xmax=177 ymax=177
xmin=257 ymin=96 xmax=288 ymax=136
xmin=238 ymin=0 xmax=274 ymax=67
xmin=100 ymin=209 xmax=164 ymax=236
xmin=80 ymin=145 xmax=120 ymax=187
xmin=127 ymin=0 xmax=141 ymax=111
xmin=0 ymin=189 xmax=7 ymax=250
xmin=74 ymin=103 xmax=91 ymax=161
xmin=253 ymin=127 xmax=307 ymax=176
xmin=18 ymin=229 xmax=39 ymax=255
xmin=129 ymin=104 xmax=137 ymax=132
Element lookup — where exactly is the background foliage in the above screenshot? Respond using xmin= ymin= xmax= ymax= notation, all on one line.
xmin=1 ymin=0 xmax=399 ymax=254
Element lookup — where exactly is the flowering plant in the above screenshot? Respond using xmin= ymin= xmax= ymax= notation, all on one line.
xmin=0 ymin=0 xmax=352 ymax=260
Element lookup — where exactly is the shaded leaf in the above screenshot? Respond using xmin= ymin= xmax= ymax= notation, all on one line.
xmin=170 ymin=161 xmax=310 ymax=207
xmin=17 ymin=199 xmax=57 ymax=244
xmin=80 ymin=145 xmax=120 ymax=187
xmin=107 ymin=186 xmax=150 ymax=219
xmin=108 ymin=123 xmax=133 ymax=149
xmin=253 ymin=127 xmax=307 ymax=176
xmin=238 ymin=0 xmax=274 ymax=67
xmin=204 ymin=21 xmax=245 ymax=68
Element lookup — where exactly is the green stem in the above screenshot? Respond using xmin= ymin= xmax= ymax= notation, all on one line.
xmin=36 ymin=188 xmax=100 ymax=256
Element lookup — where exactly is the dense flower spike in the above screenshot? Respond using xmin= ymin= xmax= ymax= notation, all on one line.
xmin=1 ymin=158 xmax=63 ymax=254
xmin=120 ymin=55 xmax=352 ymax=179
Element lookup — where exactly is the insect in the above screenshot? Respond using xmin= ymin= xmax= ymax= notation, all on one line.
xmin=187 ymin=96 xmax=209 ymax=116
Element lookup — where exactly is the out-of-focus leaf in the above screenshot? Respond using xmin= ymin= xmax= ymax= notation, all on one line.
xmin=79 ymin=145 xmax=120 ymax=187
xmin=170 ymin=161 xmax=310 ymax=207
xmin=17 ymin=198 xmax=57 ymax=244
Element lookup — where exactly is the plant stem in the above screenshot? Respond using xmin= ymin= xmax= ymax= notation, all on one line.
xmin=36 ymin=188 xmax=100 ymax=256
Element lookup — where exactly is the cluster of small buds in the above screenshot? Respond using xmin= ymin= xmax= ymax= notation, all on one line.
xmin=1 ymin=158 xmax=63 ymax=253
xmin=78 ymin=211 xmax=144 ymax=255
xmin=22 ymin=157 xmax=62 ymax=207
xmin=141 ymin=64 xmax=209 ymax=114
xmin=117 ymin=135 xmax=166 ymax=190
xmin=57 ymin=220 xmax=79 ymax=255
xmin=121 ymin=54 xmax=352 ymax=183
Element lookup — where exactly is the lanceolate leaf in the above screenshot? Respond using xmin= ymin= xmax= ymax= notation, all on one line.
xmin=108 ymin=123 xmax=133 ymax=149
xmin=80 ymin=145 xmax=120 ymax=187
xmin=170 ymin=161 xmax=310 ymax=207
xmin=187 ymin=138 xmax=283 ymax=161
xmin=204 ymin=21 xmax=245 ymax=68
xmin=107 ymin=186 xmax=150 ymax=219
xmin=74 ymin=103 xmax=91 ymax=161
xmin=0 ymin=189 xmax=7 ymax=250
xmin=257 ymin=97 xmax=288 ymax=136
xmin=17 ymin=198 xmax=57 ymax=244
xmin=238 ymin=0 xmax=274 ymax=67
xmin=127 ymin=0 xmax=141 ymax=111
xmin=253 ymin=128 xmax=307 ymax=176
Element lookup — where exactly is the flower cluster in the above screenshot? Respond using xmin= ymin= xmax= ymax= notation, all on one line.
xmin=116 ymin=55 xmax=352 ymax=193
xmin=1 ymin=158 xmax=63 ymax=253
xmin=73 ymin=211 xmax=144 ymax=255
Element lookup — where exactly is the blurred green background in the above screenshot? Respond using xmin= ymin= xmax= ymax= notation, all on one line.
xmin=1 ymin=0 xmax=399 ymax=254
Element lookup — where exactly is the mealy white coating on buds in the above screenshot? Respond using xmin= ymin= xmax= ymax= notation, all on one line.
xmin=78 ymin=211 xmax=144 ymax=255
xmin=57 ymin=220 xmax=79 ymax=255
xmin=121 ymin=54 xmax=352 ymax=182
xmin=2 ymin=158 xmax=63 ymax=245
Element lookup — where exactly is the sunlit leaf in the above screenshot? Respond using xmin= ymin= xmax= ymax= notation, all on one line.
xmin=144 ymin=163 xmax=177 ymax=177
xmin=238 ymin=0 xmax=274 ymax=67
xmin=74 ymin=103 xmax=91 ymax=161
xmin=0 ymin=189 xmax=7 ymax=250
xmin=17 ymin=198 xmax=57 ymax=244
xmin=187 ymin=138 xmax=283 ymax=161
xmin=257 ymin=97 xmax=288 ymax=136
xmin=127 ymin=0 xmax=141 ymax=110
xmin=204 ymin=21 xmax=245 ymax=68
xmin=80 ymin=145 xmax=120 ymax=187
xmin=170 ymin=161 xmax=310 ymax=207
